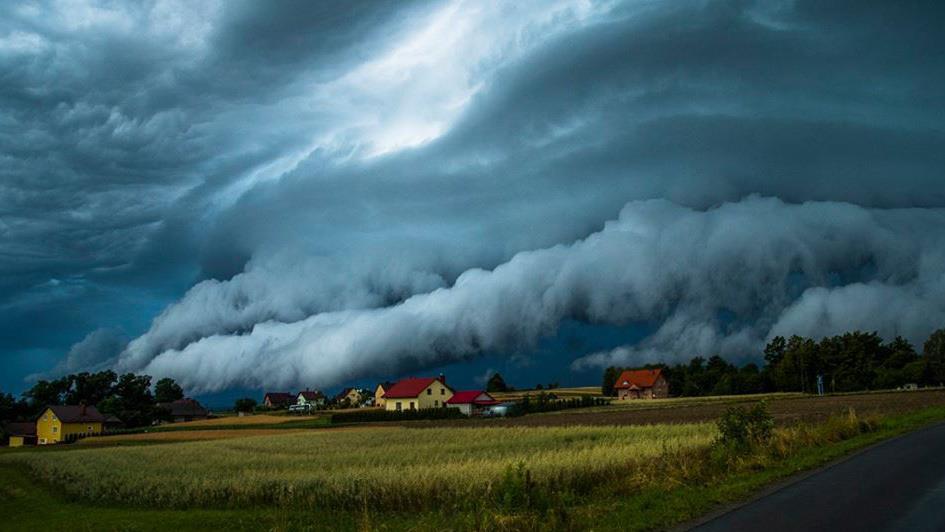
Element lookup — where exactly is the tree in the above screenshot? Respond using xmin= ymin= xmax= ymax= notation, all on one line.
xmin=154 ymin=378 xmax=184 ymax=403
xmin=23 ymin=378 xmax=71 ymax=410
xmin=98 ymin=373 xmax=158 ymax=428
xmin=65 ymin=370 xmax=116 ymax=406
xmin=487 ymin=373 xmax=509 ymax=393
xmin=924 ymin=328 xmax=945 ymax=384
xmin=234 ymin=398 xmax=257 ymax=413
xmin=601 ymin=366 xmax=621 ymax=397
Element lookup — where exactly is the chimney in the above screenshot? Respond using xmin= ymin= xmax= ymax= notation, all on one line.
xmin=438 ymin=373 xmax=446 ymax=384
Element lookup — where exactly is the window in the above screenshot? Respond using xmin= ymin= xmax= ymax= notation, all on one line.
xmin=88 ymin=426 xmax=93 ymax=432
xmin=396 ymin=402 xmax=402 ymax=411
xmin=434 ymin=400 xmax=439 ymax=407
xmin=52 ymin=426 xmax=58 ymax=433
xmin=409 ymin=402 xmax=415 ymax=410
xmin=440 ymin=388 xmax=445 ymax=395
xmin=427 ymin=388 xmax=432 ymax=395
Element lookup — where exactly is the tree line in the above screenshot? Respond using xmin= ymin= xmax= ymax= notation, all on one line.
xmin=603 ymin=328 xmax=945 ymax=397
xmin=0 ymin=371 xmax=186 ymax=428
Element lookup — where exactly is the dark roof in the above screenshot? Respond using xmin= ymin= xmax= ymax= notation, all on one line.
xmin=41 ymin=405 xmax=106 ymax=423
xmin=383 ymin=377 xmax=451 ymax=399
xmin=298 ymin=390 xmax=324 ymax=400
xmin=264 ymin=392 xmax=294 ymax=403
xmin=614 ymin=369 xmax=664 ymax=389
xmin=2 ymin=421 xmax=36 ymax=436
xmin=159 ymin=398 xmax=209 ymax=418
xmin=446 ymin=391 xmax=499 ymax=405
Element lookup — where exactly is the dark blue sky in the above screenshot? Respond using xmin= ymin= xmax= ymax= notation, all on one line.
xmin=2 ymin=0 xmax=944 ymax=398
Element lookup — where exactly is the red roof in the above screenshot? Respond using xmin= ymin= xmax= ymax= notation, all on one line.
xmin=383 ymin=377 xmax=450 ymax=399
xmin=614 ymin=369 xmax=664 ymax=389
xmin=264 ymin=392 xmax=294 ymax=404
xmin=446 ymin=390 xmax=499 ymax=405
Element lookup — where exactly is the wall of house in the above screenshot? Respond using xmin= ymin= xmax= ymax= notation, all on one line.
xmin=9 ymin=436 xmax=25 ymax=447
xmin=384 ymin=380 xmax=454 ymax=411
xmin=36 ymin=409 xmax=61 ymax=444
xmin=62 ymin=422 xmax=102 ymax=438
xmin=375 ymin=386 xmax=386 ymax=407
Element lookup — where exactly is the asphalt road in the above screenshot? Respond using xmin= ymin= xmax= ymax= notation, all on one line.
xmin=692 ymin=421 xmax=945 ymax=532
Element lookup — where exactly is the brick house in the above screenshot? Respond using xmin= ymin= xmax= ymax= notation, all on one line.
xmin=614 ymin=369 xmax=669 ymax=399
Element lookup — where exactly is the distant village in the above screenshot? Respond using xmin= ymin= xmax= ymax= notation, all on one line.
xmin=1 ymin=369 xmax=669 ymax=447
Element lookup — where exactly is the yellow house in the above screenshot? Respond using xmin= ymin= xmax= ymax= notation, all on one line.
xmin=382 ymin=376 xmax=454 ymax=411
xmin=36 ymin=405 xmax=105 ymax=445
xmin=374 ymin=382 xmax=394 ymax=408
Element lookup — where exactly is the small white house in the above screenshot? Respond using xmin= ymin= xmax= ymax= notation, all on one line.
xmin=297 ymin=390 xmax=326 ymax=409
xmin=445 ymin=390 xmax=499 ymax=416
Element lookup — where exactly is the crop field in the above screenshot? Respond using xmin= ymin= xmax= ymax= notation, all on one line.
xmin=420 ymin=389 xmax=945 ymax=428
xmin=3 ymin=423 xmax=715 ymax=511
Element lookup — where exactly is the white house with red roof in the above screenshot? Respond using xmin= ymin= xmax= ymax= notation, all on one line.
xmin=382 ymin=375 xmax=453 ymax=411
xmin=445 ymin=390 xmax=499 ymax=416
xmin=614 ymin=368 xmax=669 ymax=399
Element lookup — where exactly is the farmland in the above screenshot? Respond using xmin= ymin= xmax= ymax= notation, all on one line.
xmin=4 ymin=390 xmax=945 ymax=531
xmin=4 ymin=424 xmax=716 ymax=510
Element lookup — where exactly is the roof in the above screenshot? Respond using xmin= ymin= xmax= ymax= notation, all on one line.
xmin=446 ymin=390 xmax=499 ymax=405
xmin=40 ymin=405 xmax=106 ymax=423
xmin=159 ymin=398 xmax=209 ymax=418
xmin=2 ymin=421 xmax=36 ymax=436
xmin=298 ymin=390 xmax=324 ymax=400
xmin=264 ymin=392 xmax=294 ymax=403
xmin=383 ymin=377 xmax=450 ymax=399
xmin=614 ymin=369 xmax=664 ymax=389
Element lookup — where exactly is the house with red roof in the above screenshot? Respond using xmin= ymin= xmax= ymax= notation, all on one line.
xmin=382 ymin=375 xmax=453 ymax=411
xmin=445 ymin=390 xmax=499 ymax=416
xmin=614 ymin=368 xmax=669 ymax=399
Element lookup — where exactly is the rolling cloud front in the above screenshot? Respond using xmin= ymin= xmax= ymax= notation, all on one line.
xmin=2 ymin=0 xmax=944 ymax=394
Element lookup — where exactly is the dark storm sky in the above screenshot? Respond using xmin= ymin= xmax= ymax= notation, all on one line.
xmin=2 ymin=0 xmax=944 ymax=395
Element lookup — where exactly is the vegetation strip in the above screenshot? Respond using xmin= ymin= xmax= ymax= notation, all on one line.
xmin=4 ymin=403 xmax=945 ymax=531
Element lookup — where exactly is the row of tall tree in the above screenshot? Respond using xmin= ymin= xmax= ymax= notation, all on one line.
xmin=603 ymin=328 xmax=945 ymax=397
xmin=0 ymin=371 xmax=185 ymax=428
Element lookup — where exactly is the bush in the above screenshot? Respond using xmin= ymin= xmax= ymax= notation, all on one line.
xmin=330 ymin=407 xmax=466 ymax=424
xmin=715 ymin=401 xmax=774 ymax=452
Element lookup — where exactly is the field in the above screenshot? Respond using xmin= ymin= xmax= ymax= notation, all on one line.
xmin=420 ymin=389 xmax=945 ymax=428
xmin=5 ymin=390 xmax=945 ymax=531
xmin=5 ymin=424 xmax=715 ymax=510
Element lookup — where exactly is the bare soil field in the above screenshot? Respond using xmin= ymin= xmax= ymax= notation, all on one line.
xmin=421 ymin=389 xmax=945 ymax=428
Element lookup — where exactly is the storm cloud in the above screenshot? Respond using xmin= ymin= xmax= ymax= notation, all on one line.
xmin=2 ymin=0 xmax=944 ymax=393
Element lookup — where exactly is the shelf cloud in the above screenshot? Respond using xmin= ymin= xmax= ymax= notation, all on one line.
xmin=2 ymin=0 xmax=944 ymax=392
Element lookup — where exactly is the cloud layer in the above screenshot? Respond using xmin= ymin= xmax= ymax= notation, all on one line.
xmin=119 ymin=197 xmax=945 ymax=392
xmin=2 ymin=0 xmax=944 ymax=392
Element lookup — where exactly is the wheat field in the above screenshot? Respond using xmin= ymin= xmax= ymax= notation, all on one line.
xmin=4 ymin=423 xmax=715 ymax=510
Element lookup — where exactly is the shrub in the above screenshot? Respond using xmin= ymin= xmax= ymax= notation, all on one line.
xmin=715 ymin=401 xmax=774 ymax=452
xmin=330 ymin=407 xmax=466 ymax=424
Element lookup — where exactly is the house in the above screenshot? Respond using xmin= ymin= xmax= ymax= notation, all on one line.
xmin=36 ymin=404 xmax=105 ymax=445
xmin=159 ymin=398 xmax=210 ymax=422
xmin=614 ymin=368 xmax=669 ymax=399
xmin=382 ymin=376 xmax=453 ymax=411
xmin=104 ymin=415 xmax=124 ymax=431
xmin=3 ymin=422 xmax=36 ymax=447
xmin=333 ymin=387 xmax=367 ymax=407
xmin=264 ymin=392 xmax=295 ymax=409
xmin=374 ymin=381 xmax=395 ymax=408
xmin=296 ymin=390 xmax=326 ymax=409
xmin=445 ymin=390 xmax=499 ymax=416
